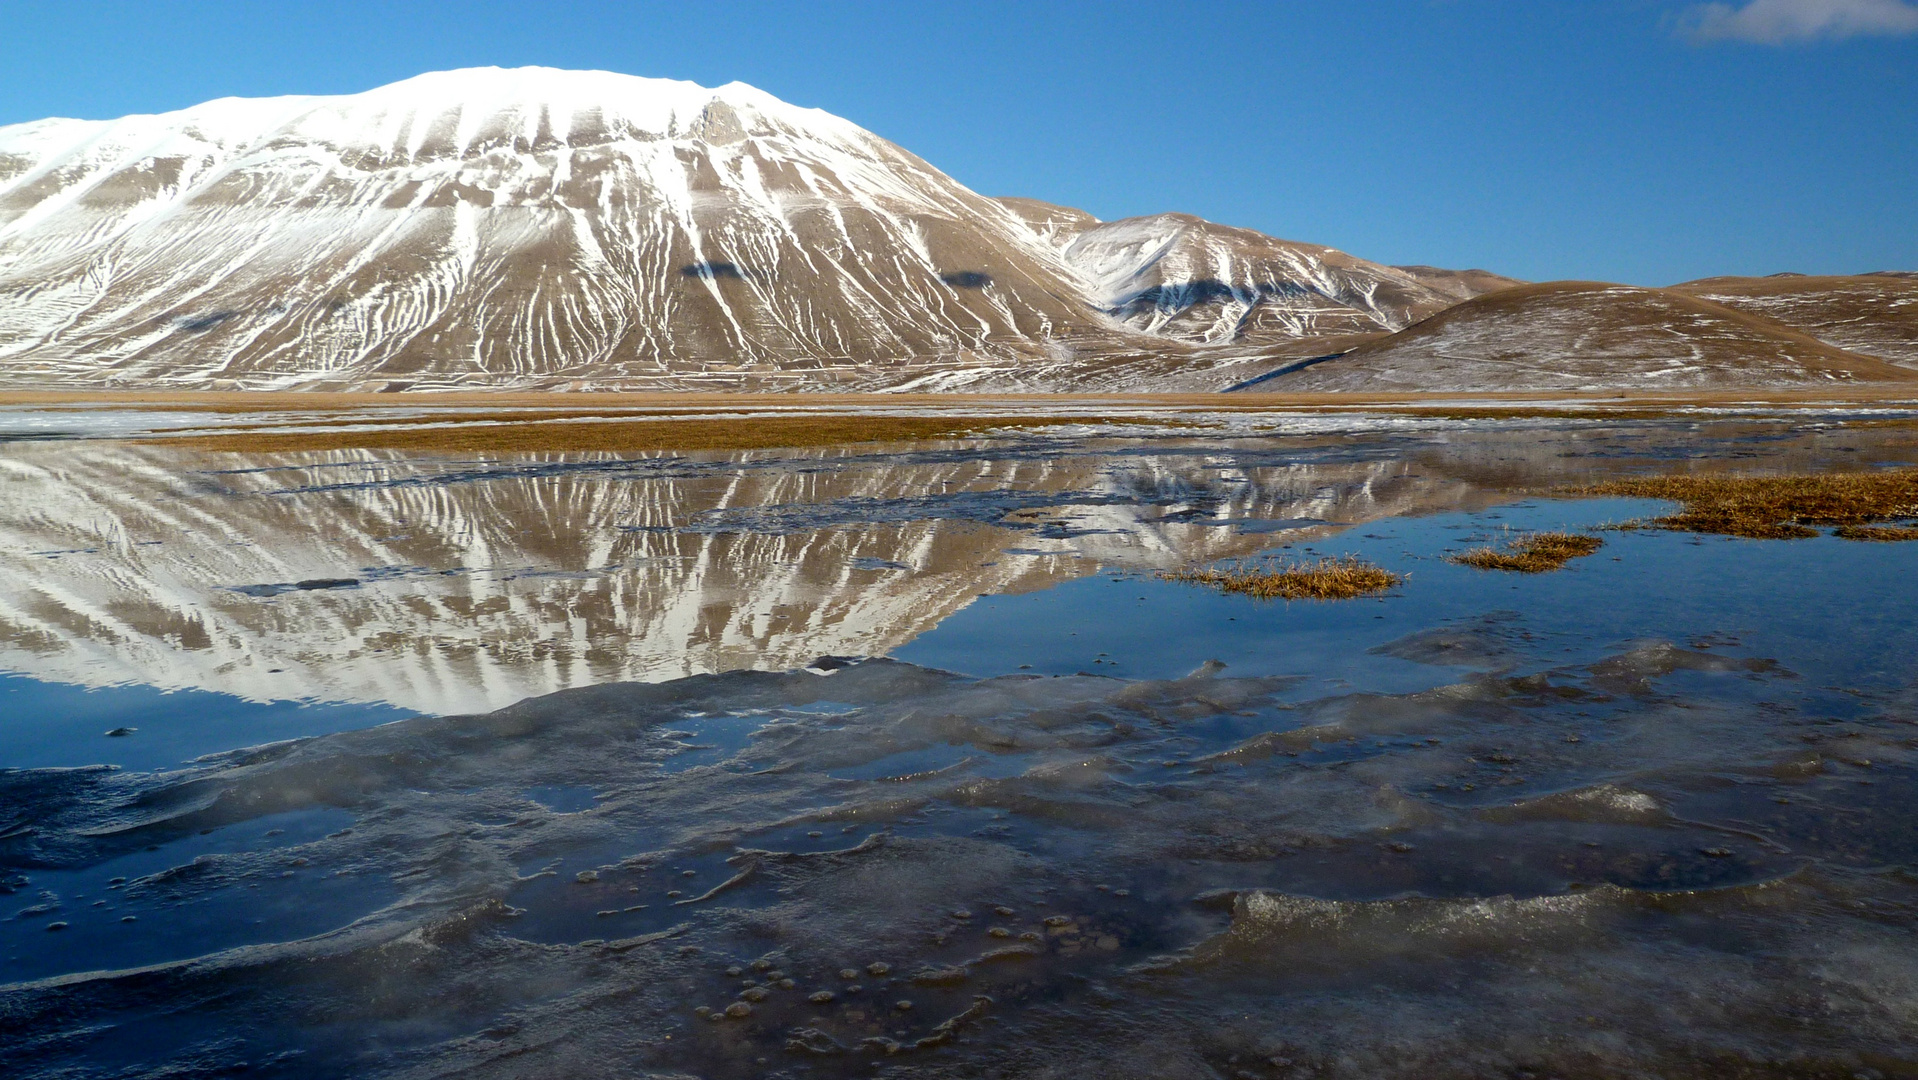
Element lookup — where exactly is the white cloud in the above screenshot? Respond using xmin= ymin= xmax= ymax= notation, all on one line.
xmin=1684 ymin=0 xmax=1918 ymax=43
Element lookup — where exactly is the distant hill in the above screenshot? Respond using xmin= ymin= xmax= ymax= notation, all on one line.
xmin=1252 ymin=281 xmax=1917 ymax=392
xmin=1391 ymin=265 xmax=1527 ymax=304
xmin=1669 ymin=274 xmax=1918 ymax=367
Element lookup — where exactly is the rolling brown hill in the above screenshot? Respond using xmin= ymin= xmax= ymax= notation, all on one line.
xmin=1253 ymin=281 xmax=1918 ymax=392
xmin=1393 ymin=265 xmax=1527 ymax=304
xmin=1670 ymin=274 xmax=1918 ymax=367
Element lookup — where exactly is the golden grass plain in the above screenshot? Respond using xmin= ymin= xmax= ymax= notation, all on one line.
xmin=1584 ymin=471 xmax=1918 ymax=539
xmin=0 ymin=386 xmax=1892 ymax=454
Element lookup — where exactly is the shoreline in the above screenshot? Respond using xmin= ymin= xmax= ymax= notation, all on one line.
xmin=9 ymin=388 xmax=1918 ymax=454
xmin=8 ymin=387 xmax=1918 ymax=411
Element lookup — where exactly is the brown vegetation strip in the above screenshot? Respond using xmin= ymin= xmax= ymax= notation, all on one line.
xmin=177 ymin=408 xmax=788 ymax=432
xmin=146 ymin=415 xmax=1119 ymax=454
xmin=1581 ymin=470 xmax=1918 ymax=539
xmin=1159 ymin=556 xmax=1402 ymax=600
xmin=1452 ymin=532 xmax=1604 ymax=573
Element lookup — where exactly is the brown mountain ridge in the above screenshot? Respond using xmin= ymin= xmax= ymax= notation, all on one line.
xmin=1253 ymin=278 xmax=1917 ymax=393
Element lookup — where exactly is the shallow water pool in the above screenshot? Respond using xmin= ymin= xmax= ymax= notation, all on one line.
xmin=5 ymin=416 xmax=1918 ymax=1078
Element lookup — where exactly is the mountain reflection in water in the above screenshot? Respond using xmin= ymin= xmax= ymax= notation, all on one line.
xmin=0 ymin=431 xmax=1517 ymax=713
xmin=1 ymin=420 xmax=1913 ymax=717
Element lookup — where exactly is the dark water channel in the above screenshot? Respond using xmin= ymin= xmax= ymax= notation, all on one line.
xmin=4 ymin=416 xmax=1918 ymax=1078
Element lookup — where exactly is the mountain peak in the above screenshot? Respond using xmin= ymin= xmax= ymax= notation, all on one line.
xmin=0 ymin=66 xmax=860 ymax=169
xmin=327 ymin=65 xmax=833 ymax=143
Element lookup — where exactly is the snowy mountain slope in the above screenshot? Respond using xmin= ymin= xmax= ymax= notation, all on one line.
xmin=0 ymin=68 xmax=1511 ymax=391
xmin=1044 ymin=211 xmax=1508 ymax=346
xmin=1253 ymin=281 xmax=1918 ymax=391
xmin=992 ymin=196 xmax=1100 ymax=243
xmin=0 ymin=68 xmax=1114 ymax=390
xmin=989 ymin=200 xmax=1522 ymax=355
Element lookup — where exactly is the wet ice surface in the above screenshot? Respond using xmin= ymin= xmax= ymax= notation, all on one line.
xmin=4 ymin=417 xmax=1918 ymax=1077
xmin=0 ymin=675 xmax=412 ymax=772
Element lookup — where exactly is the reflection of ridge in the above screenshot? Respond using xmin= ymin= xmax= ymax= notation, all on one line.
xmin=0 ymin=441 xmax=1506 ymax=714
xmin=677 ymin=489 xmax=1154 ymax=535
xmin=208 ymin=431 xmax=1424 ymax=497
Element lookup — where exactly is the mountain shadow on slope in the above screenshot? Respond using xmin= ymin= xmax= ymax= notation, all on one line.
xmin=681 ymin=261 xmax=752 ymax=280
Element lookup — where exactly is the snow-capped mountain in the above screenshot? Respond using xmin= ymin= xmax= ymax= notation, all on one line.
xmin=1000 ymin=200 xmax=1517 ymax=349
xmin=0 ymin=67 xmax=1512 ymax=391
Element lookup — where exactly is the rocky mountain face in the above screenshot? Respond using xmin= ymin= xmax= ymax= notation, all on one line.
xmin=0 ymin=67 xmax=1514 ymax=392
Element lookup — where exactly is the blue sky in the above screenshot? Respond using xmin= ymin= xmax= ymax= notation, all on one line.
xmin=3 ymin=0 xmax=1913 ymax=285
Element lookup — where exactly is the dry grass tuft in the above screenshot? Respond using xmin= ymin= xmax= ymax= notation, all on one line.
xmin=1451 ymin=531 xmax=1604 ymax=573
xmin=1580 ymin=470 xmax=1918 ymax=539
xmin=1159 ymin=555 xmax=1402 ymax=600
